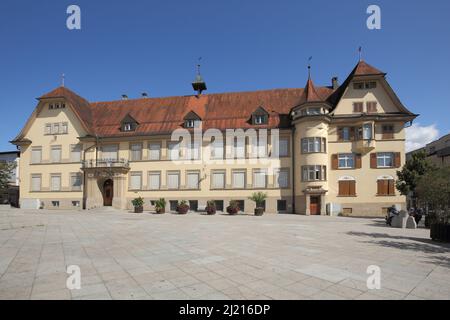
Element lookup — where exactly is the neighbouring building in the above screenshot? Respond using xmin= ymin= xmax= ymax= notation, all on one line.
xmin=11 ymin=59 xmax=417 ymax=216
xmin=0 ymin=151 xmax=20 ymax=207
xmin=407 ymin=133 xmax=450 ymax=168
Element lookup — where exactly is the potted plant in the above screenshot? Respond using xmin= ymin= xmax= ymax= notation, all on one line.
xmin=249 ymin=192 xmax=267 ymax=216
xmin=131 ymin=197 xmax=144 ymax=213
xmin=226 ymin=200 xmax=240 ymax=215
xmin=206 ymin=200 xmax=216 ymax=215
xmin=176 ymin=200 xmax=190 ymax=215
xmin=154 ymin=198 xmax=166 ymax=214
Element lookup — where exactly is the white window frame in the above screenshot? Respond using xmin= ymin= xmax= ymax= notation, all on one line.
xmin=338 ymin=154 xmax=355 ymax=169
xmin=186 ymin=171 xmax=200 ymax=189
xmin=148 ymin=143 xmax=161 ymax=161
xmin=129 ymin=172 xmax=142 ymax=190
xmin=232 ymin=170 xmax=246 ymax=189
xmin=167 ymin=171 xmax=180 ymax=190
xmin=252 ymin=169 xmax=267 ymax=189
xmin=211 ymin=171 xmax=226 ymax=189
xmin=50 ymin=174 xmax=61 ymax=192
xmin=148 ymin=171 xmax=161 ymax=190
xmin=377 ymin=152 xmax=394 ymax=168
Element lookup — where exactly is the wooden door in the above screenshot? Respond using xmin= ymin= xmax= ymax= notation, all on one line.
xmin=103 ymin=179 xmax=113 ymax=206
xmin=310 ymin=196 xmax=321 ymax=215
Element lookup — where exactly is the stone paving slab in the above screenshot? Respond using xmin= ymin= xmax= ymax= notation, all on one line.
xmin=0 ymin=208 xmax=449 ymax=300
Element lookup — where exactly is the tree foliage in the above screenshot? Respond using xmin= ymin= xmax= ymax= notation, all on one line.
xmin=396 ymin=150 xmax=435 ymax=196
xmin=0 ymin=161 xmax=16 ymax=191
xmin=416 ymin=167 xmax=450 ymax=224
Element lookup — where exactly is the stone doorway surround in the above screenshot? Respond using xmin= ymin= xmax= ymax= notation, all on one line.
xmin=82 ymin=163 xmax=129 ymax=210
xmin=303 ymin=187 xmax=327 ymax=216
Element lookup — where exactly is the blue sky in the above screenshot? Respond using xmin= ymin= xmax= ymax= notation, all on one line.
xmin=1 ymin=0 xmax=449 ymax=151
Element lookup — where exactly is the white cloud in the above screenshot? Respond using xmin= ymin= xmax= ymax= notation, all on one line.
xmin=405 ymin=123 xmax=439 ymax=152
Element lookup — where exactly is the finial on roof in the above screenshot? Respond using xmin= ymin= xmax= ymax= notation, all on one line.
xmin=61 ymin=73 xmax=65 ymax=87
xmin=192 ymin=57 xmax=207 ymax=96
xmin=358 ymin=46 xmax=362 ymax=62
xmin=307 ymin=56 xmax=312 ymax=78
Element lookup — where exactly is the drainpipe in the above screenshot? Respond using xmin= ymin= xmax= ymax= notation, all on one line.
xmin=291 ymin=126 xmax=296 ymax=214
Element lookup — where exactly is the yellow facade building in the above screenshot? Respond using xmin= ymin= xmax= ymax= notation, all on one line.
xmin=11 ymin=60 xmax=417 ymax=216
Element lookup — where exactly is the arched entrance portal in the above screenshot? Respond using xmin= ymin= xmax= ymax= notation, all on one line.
xmin=103 ymin=179 xmax=114 ymax=206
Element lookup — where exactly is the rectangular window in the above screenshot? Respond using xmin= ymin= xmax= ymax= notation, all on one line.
xmin=253 ymin=170 xmax=267 ymax=189
xmin=70 ymin=144 xmax=82 ymax=162
xmin=130 ymin=143 xmax=143 ymax=161
xmin=189 ymin=200 xmax=198 ymax=212
xmin=212 ymin=171 xmax=225 ymax=189
xmin=353 ymin=102 xmax=363 ymax=113
xmin=252 ymin=137 xmax=267 ymax=158
xmin=275 ymin=169 xmax=289 ymax=189
xmin=52 ymin=201 xmax=60 ymax=208
xmin=339 ymin=180 xmax=356 ymax=196
xmin=51 ymin=174 xmax=61 ymax=191
xmin=377 ymin=152 xmax=394 ymax=168
xmin=301 ymin=137 xmax=326 ymax=153
xmin=61 ymin=122 xmax=68 ymax=134
xmin=51 ymin=146 xmax=62 ymax=163
xmin=188 ymin=142 xmax=201 ymax=160
xmin=367 ymin=101 xmax=378 ymax=113
xmin=338 ymin=154 xmax=355 ymax=169
xmin=362 ymin=123 xmax=373 ymax=140
xmin=277 ymin=200 xmax=287 ymax=212
xmin=31 ymin=174 xmax=41 ymax=192
xmin=186 ymin=171 xmax=200 ymax=189
xmin=278 ymin=137 xmax=289 ymax=157
xmin=377 ymin=179 xmax=396 ymax=196
xmin=45 ymin=124 xmax=52 ymax=135
xmin=148 ymin=143 xmax=161 ymax=160
xmin=168 ymin=142 xmax=180 ymax=160
xmin=72 ymin=201 xmax=80 ymax=207
xmin=170 ymin=200 xmax=178 ymax=211
xmin=31 ymin=147 xmax=42 ymax=164
xmin=382 ymin=124 xmax=394 ymax=140
xmin=71 ymin=173 xmax=82 ymax=191
xmin=102 ymin=145 xmax=118 ymax=161
xmin=307 ymin=108 xmax=321 ymax=115
xmin=148 ymin=172 xmax=161 ymax=190
xmin=129 ymin=172 xmax=142 ymax=190
xmin=211 ymin=139 xmax=224 ymax=160
xmin=232 ymin=170 xmax=246 ymax=189
xmin=167 ymin=171 xmax=180 ymax=189
xmin=234 ymin=139 xmax=245 ymax=159
xmin=302 ymin=165 xmax=326 ymax=182
xmin=214 ymin=200 xmax=224 ymax=212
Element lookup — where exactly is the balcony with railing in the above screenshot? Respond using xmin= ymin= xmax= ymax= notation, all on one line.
xmin=82 ymin=158 xmax=130 ymax=169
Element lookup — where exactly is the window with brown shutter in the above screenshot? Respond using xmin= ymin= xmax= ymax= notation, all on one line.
xmin=331 ymin=154 xmax=338 ymax=170
xmin=370 ymin=153 xmax=377 ymax=168
xmin=381 ymin=124 xmax=394 ymax=140
xmin=378 ymin=179 xmax=396 ymax=196
xmin=339 ymin=180 xmax=356 ymax=196
xmin=353 ymin=102 xmax=363 ymax=113
xmin=337 ymin=127 xmax=343 ymax=141
xmin=349 ymin=127 xmax=356 ymax=141
xmin=355 ymin=154 xmax=362 ymax=169
xmin=394 ymin=152 xmax=401 ymax=168
xmin=367 ymin=101 xmax=378 ymax=113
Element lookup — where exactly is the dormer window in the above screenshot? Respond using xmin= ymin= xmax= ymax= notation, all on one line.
xmin=251 ymin=107 xmax=269 ymax=125
xmin=301 ymin=107 xmax=322 ymax=116
xmin=353 ymin=81 xmax=376 ymax=90
xmin=184 ymin=111 xmax=202 ymax=128
xmin=120 ymin=114 xmax=138 ymax=132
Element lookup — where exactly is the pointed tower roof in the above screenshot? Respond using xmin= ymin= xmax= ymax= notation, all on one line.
xmin=294 ymin=67 xmax=324 ymax=106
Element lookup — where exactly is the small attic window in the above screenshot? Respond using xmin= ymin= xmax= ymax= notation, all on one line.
xmin=353 ymin=81 xmax=376 ymax=90
xmin=185 ymin=119 xmax=200 ymax=128
xmin=123 ymin=123 xmax=134 ymax=132
xmin=254 ymin=115 xmax=267 ymax=125
xmin=49 ymin=104 xmax=54 ymax=110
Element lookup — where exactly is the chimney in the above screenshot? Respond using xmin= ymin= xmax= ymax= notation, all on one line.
xmin=332 ymin=77 xmax=339 ymax=89
xmin=122 ymin=94 xmax=128 ymax=100
xmin=141 ymin=92 xmax=149 ymax=98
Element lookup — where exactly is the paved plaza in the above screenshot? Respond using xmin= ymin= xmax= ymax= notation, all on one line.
xmin=0 ymin=207 xmax=449 ymax=300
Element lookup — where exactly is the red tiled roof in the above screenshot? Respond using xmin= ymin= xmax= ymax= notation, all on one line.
xmin=88 ymin=87 xmax=335 ymax=137
xmin=35 ymin=60 xmax=397 ymax=138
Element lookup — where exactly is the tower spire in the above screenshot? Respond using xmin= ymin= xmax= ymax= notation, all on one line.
xmin=192 ymin=57 xmax=207 ymax=96
xmin=358 ymin=46 xmax=362 ymax=62
xmin=61 ymin=73 xmax=65 ymax=87
xmin=307 ymin=56 xmax=312 ymax=78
